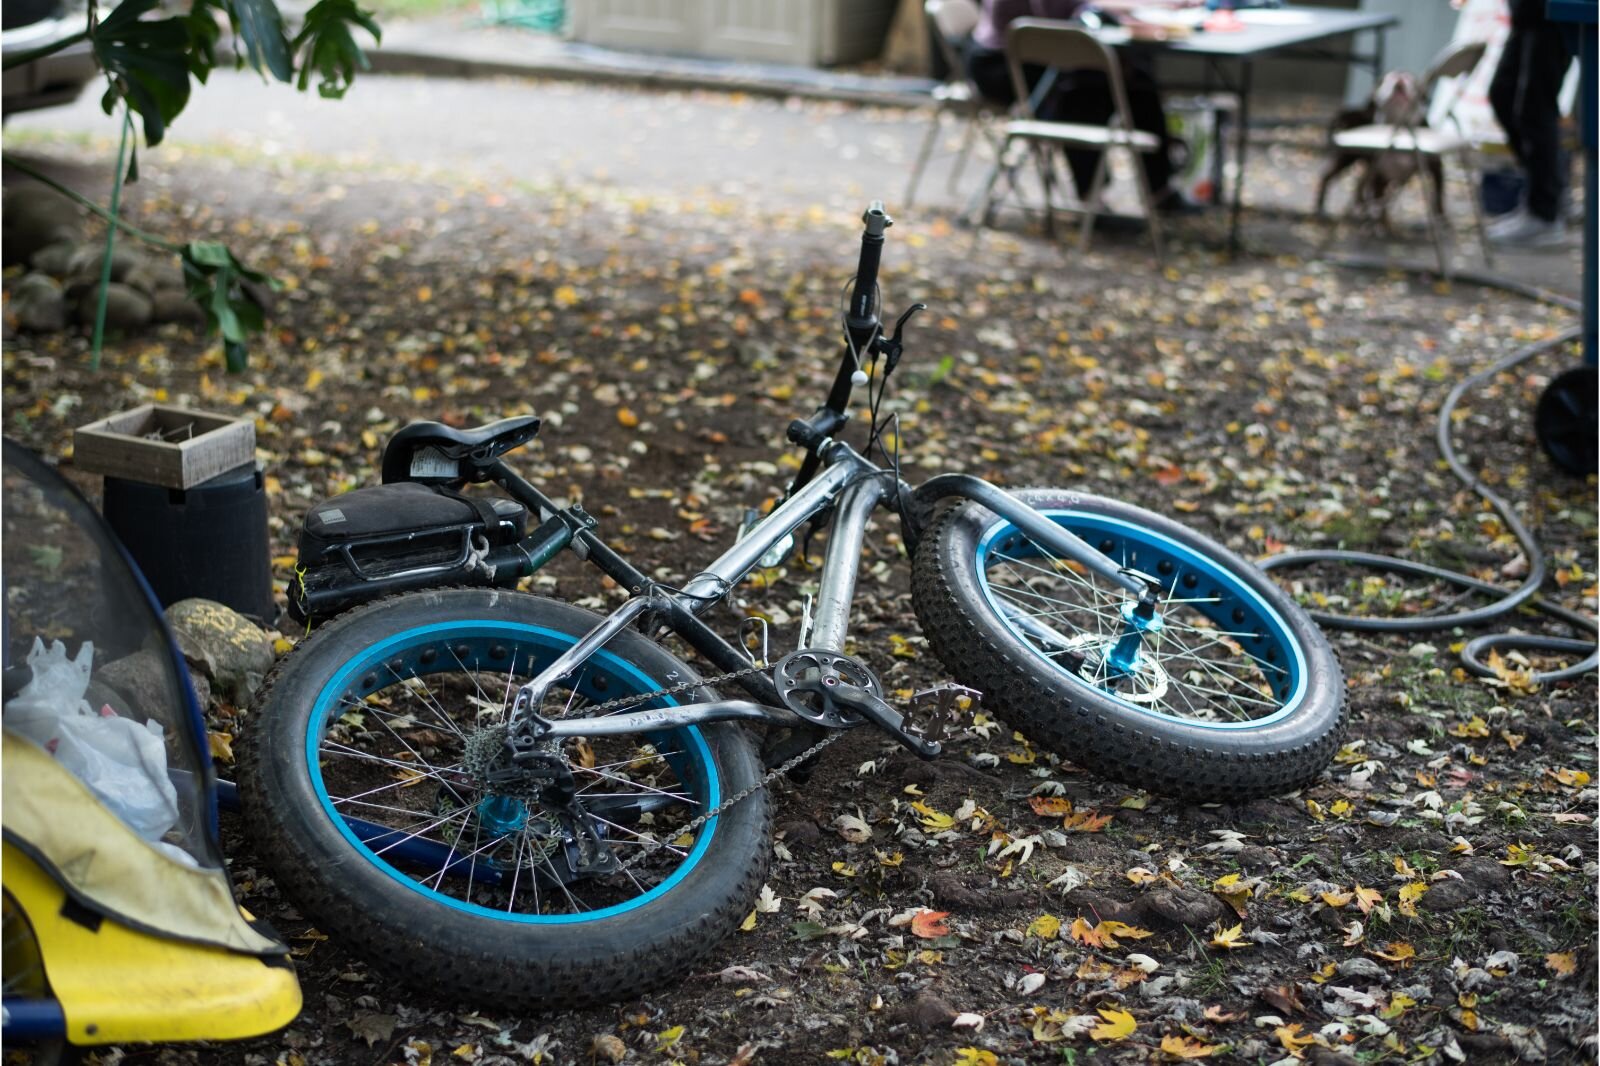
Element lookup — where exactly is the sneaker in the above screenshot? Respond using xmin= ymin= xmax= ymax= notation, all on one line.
xmin=1490 ymin=211 xmax=1568 ymax=247
xmin=1485 ymin=204 xmax=1529 ymax=236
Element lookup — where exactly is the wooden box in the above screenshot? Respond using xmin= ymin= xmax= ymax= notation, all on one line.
xmin=74 ymin=404 xmax=256 ymax=490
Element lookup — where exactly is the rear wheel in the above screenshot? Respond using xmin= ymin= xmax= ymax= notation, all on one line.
xmin=239 ymin=589 xmax=771 ymax=1010
xmin=913 ymin=490 xmax=1345 ymax=800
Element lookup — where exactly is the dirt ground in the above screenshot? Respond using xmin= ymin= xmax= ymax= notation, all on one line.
xmin=3 ymin=89 xmax=1597 ymax=1066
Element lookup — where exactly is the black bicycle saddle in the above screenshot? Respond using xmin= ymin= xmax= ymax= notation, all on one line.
xmin=381 ymin=415 xmax=541 ymax=484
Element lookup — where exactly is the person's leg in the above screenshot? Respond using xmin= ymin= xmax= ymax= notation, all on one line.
xmin=1051 ymin=71 xmax=1113 ymax=202
xmin=1121 ymin=58 xmax=1175 ymax=194
xmin=1513 ymin=22 xmax=1572 ymax=223
xmin=963 ymin=43 xmax=1017 ymax=107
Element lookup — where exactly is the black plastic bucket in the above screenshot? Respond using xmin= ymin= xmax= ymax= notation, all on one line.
xmin=102 ymin=463 xmax=274 ymax=623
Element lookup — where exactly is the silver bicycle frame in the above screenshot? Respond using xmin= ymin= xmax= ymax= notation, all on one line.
xmin=518 ymin=438 xmax=1146 ymax=740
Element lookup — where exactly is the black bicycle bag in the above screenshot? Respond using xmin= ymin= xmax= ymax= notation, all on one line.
xmin=288 ymin=481 xmax=534 ymax=625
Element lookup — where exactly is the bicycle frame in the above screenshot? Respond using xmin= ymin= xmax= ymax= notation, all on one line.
xmin=495 ymin=439 xmax=1150 ymax=747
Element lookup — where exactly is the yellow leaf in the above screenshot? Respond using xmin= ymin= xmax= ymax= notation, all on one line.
xmin=1029 ymin=796 xmax=1073 ymax=816
xmin=1546 ymin=768 xmax=1591 ymax=788
xmin=1212 ymin=874 xmax=1253 ymax=918
xmin=1546 ymin=951 xmax=1577 ymax=977
xmin=1320 ymin=889 xmax=1354 ymax=908
xmin=1448 ymin=715 xmax=1490 ymax=738
xmin=1274 ymin=1023 xmax=1319 ymax=1057
xmin=1090 ymin=1008 xmax=1137 ymax=1042
xmin=208 ymin=731 xmax=235 ymax=764
xmin=740 ymin=910 xmax=757 ymax=932
xmin=1160 ymin=1034 xmax=1226 ymax=1059
xmin=655 ymin=1025 xmax=685 ymax=1052
xmin=1127 ymin=867 xmax=1160 ymax=886
xmin=553 ymin=284 xmax=579 ymax=308
xmin=1098 ymin=920 xmax=1154 ymax=941
xmin=1061 ymin=809 xmax=1113 ymax=833
xmin=1026 ymin=914 xmax=1061 ymax=941
xmin=450 ymin=1045 xmax=475 ymax=1060
xmin=616 ymin=407 xmax=640 ymax=429
xmin=304 ymin=368 xmax=324 ymax=391
xmin=1208 ymin=924 xmax=1250 ymax=950
xmin=911 ymin=801 xmax=956 ymax=831
xmin=953 ymin=1050 xmax=998 ymax=1066
xmin=1396 ymin=882 xmax=1428 ymax=917
xmin=1371 ymin=941 xmax=1416 ymax=965
xmin=1353 ymin=885 xmax=1383 ymax=915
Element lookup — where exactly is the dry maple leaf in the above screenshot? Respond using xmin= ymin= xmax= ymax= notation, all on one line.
xmin=1546 ymin=952 xmax=1578 ymax=976
xmin=1159 ymin=1034 xmax=1226 ymax=1059
xmin=910 ymin=910 xmax=952 ymax=938
xmin=1208 ymin=924 xmax=1250 ymax=950
xmin=1089 ymin=1007 xmax=1136 ymax=1042
xmin=1029 ymin=795 xmax=1073 ymax=817
xmin=1370 ymin=941 xmax=1417 ymax=965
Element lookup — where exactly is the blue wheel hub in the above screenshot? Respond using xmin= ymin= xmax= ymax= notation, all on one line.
xmin=476 ymin=794 xmax=527 ymax=837
xmin=1106 ymin=601 xmax=1164 ymax=678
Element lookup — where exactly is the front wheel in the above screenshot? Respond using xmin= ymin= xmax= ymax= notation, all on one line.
xmin=912 ymin=490 xmax=1345 ymax=801
xmin=238 ymin=589 xmax=771 ymax=1010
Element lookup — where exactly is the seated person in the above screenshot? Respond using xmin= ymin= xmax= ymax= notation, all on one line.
xmin=964 ymin=0 xmax=1201 ymax=212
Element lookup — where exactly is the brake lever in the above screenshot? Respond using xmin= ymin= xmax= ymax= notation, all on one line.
xmin=876 ymin=303 xmax=928 ymax=376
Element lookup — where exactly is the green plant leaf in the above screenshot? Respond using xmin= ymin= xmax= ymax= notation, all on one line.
xmin=182 ymin=240 xmax=273 ymax=371
xmin=225 ymin=0 xmax=292 ymax=81
xmin=92 ymin=0 xmax=195 ymax=146
xmin=293 ymin=0 xmax=380 ymax=99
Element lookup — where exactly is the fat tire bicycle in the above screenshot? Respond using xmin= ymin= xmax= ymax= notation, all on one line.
xmin=239 ymin=204 xmax=1345 ymax=1009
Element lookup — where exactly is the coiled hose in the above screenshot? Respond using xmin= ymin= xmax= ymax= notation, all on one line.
xmin=1261 ymin=257 xmax=1598 ymax=684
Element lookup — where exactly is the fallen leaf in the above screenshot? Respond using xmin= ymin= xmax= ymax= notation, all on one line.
xmin=1208 ymin=924 xmax=1250 ymax=950
xmin=1026 ymin=914 xmax=1061 ymax=941
xmin=911 ymin=910 xmax=952 ymax=938
xmin=1371 ymin=941 xmax=1416 ymax=965
xmin=1029 ymin=795 xmax=1073 ymax=816
xmin=1546 ymin=951 xmax=1577 ymax=977
xmin=1159 ymin=1034 xmax=1226 ymax=1059
xmin=1090 ymin=1007 xmax=1137 ymax=1042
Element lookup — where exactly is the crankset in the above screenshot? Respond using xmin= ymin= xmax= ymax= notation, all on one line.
xmin=774 ymin=648 xmax=941 ymax=759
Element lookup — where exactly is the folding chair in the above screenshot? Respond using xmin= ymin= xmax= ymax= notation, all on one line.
xmin=904 ymin=0 xmax=1006 ymax=208
xmin=974 ymin=18 xmax=1165 ymax=258
xmin=1327 ymin=39 xmax=1492 ymax=276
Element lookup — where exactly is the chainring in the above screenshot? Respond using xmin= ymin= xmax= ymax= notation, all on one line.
xmin=774 ymin=648 xmax=879 ymax=728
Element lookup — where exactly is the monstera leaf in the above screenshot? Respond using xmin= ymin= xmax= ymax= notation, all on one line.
xmin=294 ymin=0 xmax=381 ymax=99
xmin=92 ymin=0 xmax=193 ymax=146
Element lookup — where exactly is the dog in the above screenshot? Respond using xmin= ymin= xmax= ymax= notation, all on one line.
xmin=1315 ymin=71 xmax=1444 ymax=228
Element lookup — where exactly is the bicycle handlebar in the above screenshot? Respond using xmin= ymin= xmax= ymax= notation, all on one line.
xmin=785 ymin=203 xmax=895 ymax=497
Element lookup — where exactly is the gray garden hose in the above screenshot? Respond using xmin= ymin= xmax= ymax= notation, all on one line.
xmin=1262 ymin=256 xmax=1597 ymax=684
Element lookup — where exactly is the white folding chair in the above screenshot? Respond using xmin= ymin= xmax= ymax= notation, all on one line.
xmin=1328 ymin=40 xmax=1492 ymax=275
xmin=974 ymin=19 xmax=1164 ymax=258
xmin=904 ymin=0 xmax=1007 ymax=208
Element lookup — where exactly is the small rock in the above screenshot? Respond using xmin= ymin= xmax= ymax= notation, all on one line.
xmin=122 ymin=263 xmax=163 ymax=296
xmin=590 ymin=1034 xmax=626 ymax=1063
xmin=96 ymin=650 xmax=212 ymax=716
xmin=892 ymin=991 xmax=958 ymax=1029
xmin=67 ymin=243 xmax=143 ymax=283
xmin=777 ymin=819 xmax=822 ymax=848
xmin=10 ymin=273 xmax=66 ymax=332
xmin=147 ymin=256 xmax=187 ymax=292
xmin=1418 ymin=877 xmax=1475 ymax=913
xmin=3 ymin=186 xmax=83 ymax=263
xmin=151 ymin=289 xmax=206 ymax=324
xmin=1455 ymin=857 xmax=1512 ymax=893
xmin=30 ymin=240 xmax=78 ymax=277
xmin=166 ymin=598 xmax=274 ymax=704
xmin=75 ymin=283 xmax=152 ymax=329
xmin=1133 ymin=887 xmax=1229 ymax=931
xmin=1335 ymin=957 xmax=1387 ymax=980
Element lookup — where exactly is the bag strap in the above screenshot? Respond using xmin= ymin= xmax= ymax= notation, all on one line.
xmin=432 ymin=485 xmax=505 ymax=531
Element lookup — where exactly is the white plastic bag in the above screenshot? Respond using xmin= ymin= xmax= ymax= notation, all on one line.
xmin=5 ymin=638 xmax=181 ymax=844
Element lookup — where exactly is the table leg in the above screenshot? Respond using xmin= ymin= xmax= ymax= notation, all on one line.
xmin=1228 ymin=60 xmax=1253 ymax=256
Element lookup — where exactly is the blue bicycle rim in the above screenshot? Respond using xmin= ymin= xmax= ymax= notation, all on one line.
xmin=307 ymin=620 xmax=720 ymax=923
xmin=974 ymin=510 xmax=1307 ymax=729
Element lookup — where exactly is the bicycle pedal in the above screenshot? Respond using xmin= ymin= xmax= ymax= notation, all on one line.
xmin=910 ymin=683 xmax=982 ymax=743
